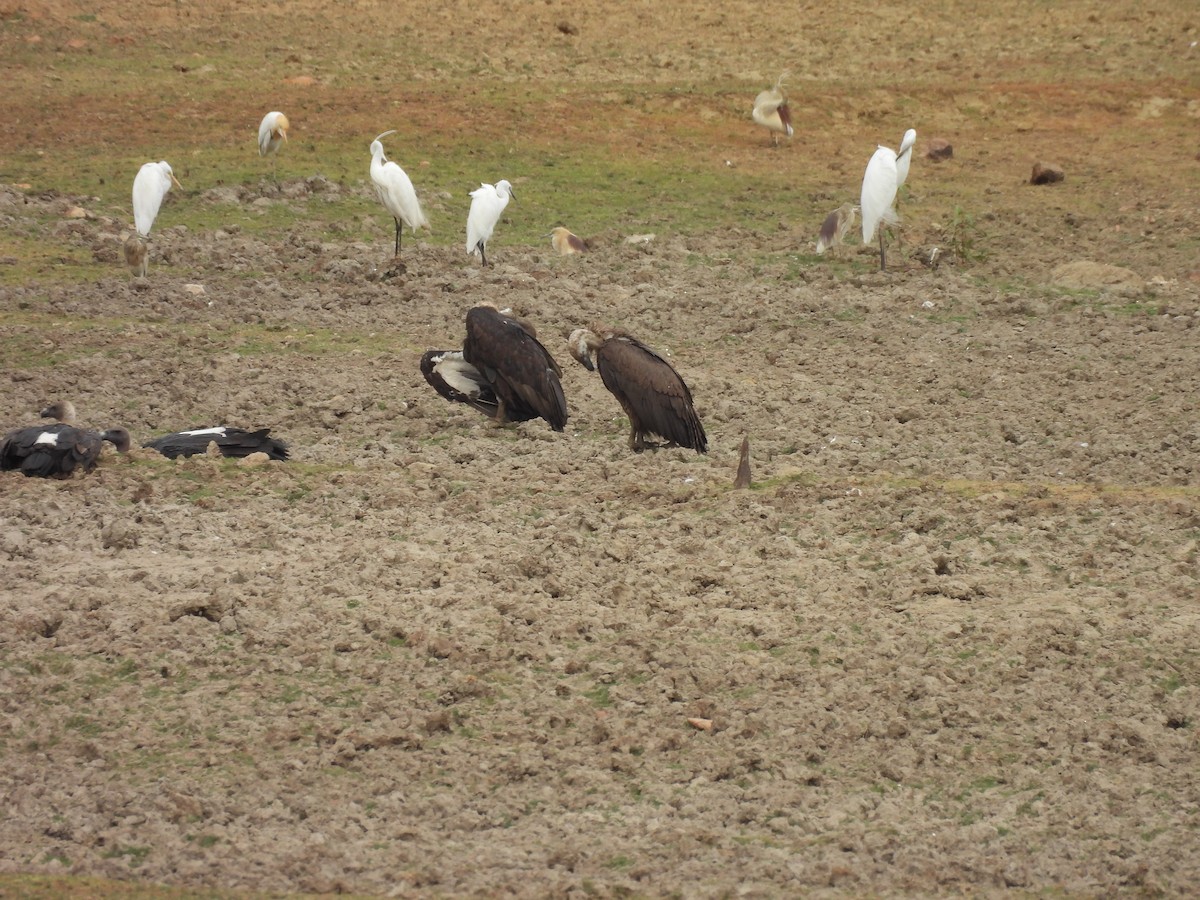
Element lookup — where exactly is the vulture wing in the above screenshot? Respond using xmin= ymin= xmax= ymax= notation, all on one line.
xmin=463 ymin=307 xmax=568 ymax=431
xmin=144 ymin=427 xmax=289 ymax=460
xmin=597 ymin=335 xmax=707 ymax=452
xmin=420 ymin=350 xmax=501 ymax=419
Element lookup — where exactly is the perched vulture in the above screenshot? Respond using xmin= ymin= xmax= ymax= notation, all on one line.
xmin=430 ymin=304 xmax=567 ymax=432
xmin=143 ymin=427 xmax=289 ymax=460
xmin=568 ymin=325 xmax=707 ymax=453
xmin=1 ymin=423 xmax=131 ymax=478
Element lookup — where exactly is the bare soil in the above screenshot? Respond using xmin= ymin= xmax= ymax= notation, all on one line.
xmin=1 ymin=1 xmax=1199 ymax=896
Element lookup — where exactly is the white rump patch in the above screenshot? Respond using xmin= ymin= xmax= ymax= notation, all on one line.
xmin=34 ymin=432 xmax=60 ymax=447
xmin=181 ymin=427 xmax=228 ymax=437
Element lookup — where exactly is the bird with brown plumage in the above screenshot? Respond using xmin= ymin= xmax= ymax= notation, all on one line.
xmin=568 ymin=325 xmax=706 ymax=453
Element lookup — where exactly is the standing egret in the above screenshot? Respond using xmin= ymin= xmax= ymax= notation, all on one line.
xmin=860 ymin=144 xmax=901 ymax=271
xmin=895 ymin=128 xmax=917 ymax=190
xmin=369 ymin=130 xmax=429 ymax=259
xmin=130 ymin=160 xmax=180 ymax=277
xmin=466 ymin=179 xmax=514 ymax=267
xmin=258 ymin=111 xmax=289 ymax=179
xmin=752 ymin=73 xmax=794 ymax=146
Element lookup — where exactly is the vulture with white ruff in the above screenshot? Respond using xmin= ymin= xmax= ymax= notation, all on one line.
xmin=425 ymin=305 xmax=567 ymax=432
xmin=143 ymin=427 xmax=289 ymax=460
xmin=1 ymin=417 xmax=131 ymax=479
xmin=568 ymin=325 xmax=707 ymax=453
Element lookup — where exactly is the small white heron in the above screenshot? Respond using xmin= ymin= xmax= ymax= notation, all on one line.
xmin=369 ymin=130 xmax=429 ymax=258
xmin=258 ymin=111 xmax=289 ymax=179
xmin=132 ymin=160 xmax=181 ymax=237
xmin=752 ymin=73 xmax=794 ymax=146
xmin=466 ymin=179 xmax=514 ymax=268
xmin=895 ymin=128 xmax=917 ymax=190
xmin=861 ymin=138 xmax=909 ymax=271
xmin=130 ymin=160 xmax=180 ymax=276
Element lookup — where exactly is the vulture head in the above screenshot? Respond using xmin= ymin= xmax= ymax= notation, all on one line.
xmin=102 ymin=427 xmax=133 ymax=453
xmin=567 ymin=326 xmax=613 ymax=372
xmin=40 ymin=400 xmax=78 ymax=424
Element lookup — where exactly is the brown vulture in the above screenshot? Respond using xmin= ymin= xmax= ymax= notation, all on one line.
xmin=568 ymin=325 xmax=707 ymax=453
xmin=143 ymin=427 xmax=289 ymax=460
xmin=425 ymin=305 xmax=567 ymax=432
xmin=1 ymin=422 xmax=132 ymax=478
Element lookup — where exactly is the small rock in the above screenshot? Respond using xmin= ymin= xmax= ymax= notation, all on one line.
xmin=237 ymin=452 xmax=272 ymax=467
xmin=1030 ymin=162 xmax=1065 ymax=185
xmin=64 ymin=206 xmax=88 ymax=219
xmin=182 ymin=283 xmax=206 ymax=295
xmin=556 ymin=21 xmax=579 ymax=36
xmin=625 ymin=233 xmax=656 ymax=245
xmin=925 ymin=138 xmax=953 ymax=161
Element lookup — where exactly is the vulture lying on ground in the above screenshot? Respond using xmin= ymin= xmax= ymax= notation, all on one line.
xmin=568 ymin=325 xmax=707 ymax=453
xmin=424 ymin=305 xmax=567 ymax=432
xmin=1 ymin=420 xmax=131 ymax=478
xmin=143 ymin=427 xmax=290 ymax=460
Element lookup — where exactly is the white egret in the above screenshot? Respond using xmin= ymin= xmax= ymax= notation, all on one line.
xmin=860 ymin=143 xmax=902 ymax=271
xmin=129 ymin=160 xmax=180 ymax=277
xmin=369 ymin=130 xmax=429 ymax=258
xmin=895 ymin=128 xmax=917 ymax=189
xmin=132 ymin=160 xmax=181 ymax=237
xmin=815 ymin=203 xmax=858 ymax=255
xmin=466 ymin=179 xmax=514 ymax=268
xmin=258 ymin=111 xmax=289 ymax=179
xmin=752 ymin=73 xmax=794 ymax=146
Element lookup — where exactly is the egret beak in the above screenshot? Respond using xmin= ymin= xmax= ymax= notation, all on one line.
xmin=373 ymin=129 xmax=398 ymax=143
xmin=170 ymin=173 xmax=182 ymax=189
xmin=281 ymin=129 xmax=288 ymax=143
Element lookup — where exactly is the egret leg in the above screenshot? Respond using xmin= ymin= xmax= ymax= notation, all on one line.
xmin=879 ymin=229 xmax=887 ymax=272
xmin=394 ymin=218 xmax=402 ymax=257
xmin=478 ymin=241 xmax=489 ymax=268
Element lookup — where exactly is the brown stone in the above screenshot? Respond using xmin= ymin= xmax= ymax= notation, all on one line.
xmin=1031 ymin=162 xmax=1065 ymax=185
xmin=925 ymin=138 xmax=953 ymax=161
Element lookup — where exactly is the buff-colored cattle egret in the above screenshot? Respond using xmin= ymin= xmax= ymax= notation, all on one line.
xmin=129 ymin=160 xmax=180 ymax=276
xmin=369 ymin=130 xmax=429 ymax=258
xmin=258 ymin=111 xmax=289 ymax=179
xmin=549 ymin=226 xmax=587 ymax=256
xmin=466 ymin=179 xmax=514 ymax=268
xmin=861 ymin=144 xmax=902 ymax=271
xmin=815 ymin=204 xmax=858 ymax=255
xmin=752 ymin=73 xmax=793 ymax=146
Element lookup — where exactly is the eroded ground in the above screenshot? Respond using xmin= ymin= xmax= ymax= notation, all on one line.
xmin=1 ymin=0 xmax=1198 ymax=896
